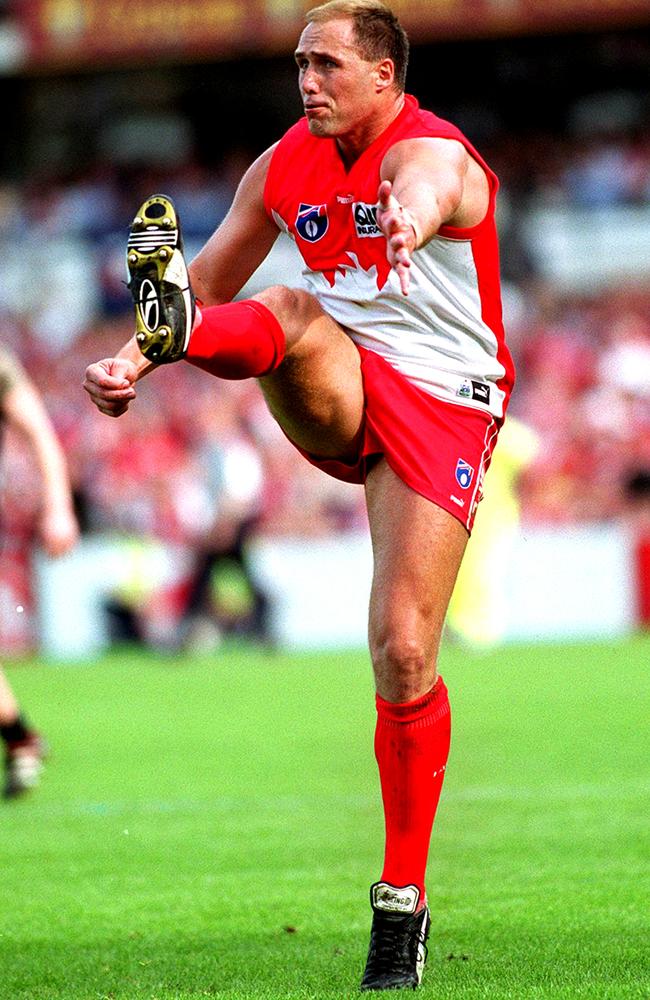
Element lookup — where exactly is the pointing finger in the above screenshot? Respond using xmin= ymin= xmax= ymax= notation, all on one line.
xmin=377 ymin=179 xmax=394 ymax=209
xmin=397 ymin=262 xmax=410 ymax=297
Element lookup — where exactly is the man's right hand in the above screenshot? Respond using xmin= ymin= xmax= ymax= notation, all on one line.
xmin=83 ymin=358 xmax=139 ymax=417
xmin=377 ymin=179 xmax=418 ymax=297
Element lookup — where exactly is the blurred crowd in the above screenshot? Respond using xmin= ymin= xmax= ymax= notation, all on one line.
xmin=1 ymin=110 xmax=649 ymax=650
xmin=487 ymin=128 xmax=650 ymax=210
xmin=508 ymin=282 xmax=650 ymax=524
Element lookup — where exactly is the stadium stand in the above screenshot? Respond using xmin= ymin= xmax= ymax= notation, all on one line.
xmin=0 ymin=12 xmax=648 ymax=651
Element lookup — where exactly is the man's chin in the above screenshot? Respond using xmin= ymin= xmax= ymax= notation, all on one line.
xmin=306 ymin=117 xmax=333 ymax=138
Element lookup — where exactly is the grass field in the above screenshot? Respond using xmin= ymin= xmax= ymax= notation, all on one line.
xmin=1 ymin=637 xmax=648 ymax=999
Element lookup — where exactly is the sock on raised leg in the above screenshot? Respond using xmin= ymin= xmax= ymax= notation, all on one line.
xmin=185 ymin=299 xmax=285 ymax=379
xmin=374 ymin=676 xmax=451 ymax=903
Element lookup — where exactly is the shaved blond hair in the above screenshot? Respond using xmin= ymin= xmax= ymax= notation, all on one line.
xmin=305 ymin=0 xmax=409 ymax=91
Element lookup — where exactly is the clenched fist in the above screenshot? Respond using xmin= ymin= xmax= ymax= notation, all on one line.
xmin=83 ymin=358 xmax=139 ymax=417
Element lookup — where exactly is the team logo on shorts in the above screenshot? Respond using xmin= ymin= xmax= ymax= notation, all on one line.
xmin=295 ymin=203 xmax=329 ymax=242
xmin=455 ymin=459 xmax=475 ymax=490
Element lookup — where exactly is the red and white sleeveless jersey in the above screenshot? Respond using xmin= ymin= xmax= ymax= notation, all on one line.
xmin=263 ymin=95 xmax=514 ymax=418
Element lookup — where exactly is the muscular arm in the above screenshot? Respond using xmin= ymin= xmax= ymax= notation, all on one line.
xmin=189 ymin=143 xmax=279 ymax=305
xmin=377 ymin=137 xmax=489 ymax=294
xmin=85 ymin=145 xmax=281 ymax=414
xmin=3 ymin=379 xmax=79 ymax=556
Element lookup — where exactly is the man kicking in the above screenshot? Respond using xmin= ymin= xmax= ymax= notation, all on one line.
xmin=84 ymin=0 xmax=514 ymax=989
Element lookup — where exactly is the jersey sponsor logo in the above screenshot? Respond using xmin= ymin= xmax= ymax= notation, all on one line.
xmin=455 ymin=459 xmax=474 ymax=490
xmin=295 ymin=203 xmax=329 ymax=242
xmin=353 ymin=202 xmax=383 ymax=238
xmin=471 ymin=380 xmax=491 ymax=405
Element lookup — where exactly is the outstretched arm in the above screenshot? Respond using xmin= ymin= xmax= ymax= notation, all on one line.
xmin=188 ymin=143 xmax=279 ymax=305
xmin=3 ymin=378 xmax=79 ymax=556
xmin=377 ymin=136 xmax=488 ymax=295
xmin=84 ymin=145 xmax=280 ymax=416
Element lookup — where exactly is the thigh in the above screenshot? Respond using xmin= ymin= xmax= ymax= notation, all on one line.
xmin=365 ymin=459 xmax=469 ymax=697
xmin=255 ymin=287 xmax=365 ymax=461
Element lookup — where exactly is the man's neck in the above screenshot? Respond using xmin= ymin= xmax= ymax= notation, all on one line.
xmin=336 ymin=92 xmax=405 ymax=167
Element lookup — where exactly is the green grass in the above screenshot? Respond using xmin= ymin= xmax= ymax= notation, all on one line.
xmin=1 ymin=637 xmax=649 ymax=999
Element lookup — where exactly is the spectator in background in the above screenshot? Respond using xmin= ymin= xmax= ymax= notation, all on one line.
xmin=625 ymin=470 xmax=650 ymax=629
xmin=178 ymin=395 xmax=271 ymax=649
xmin=0 ymin=346 xmax=78 ymax=798
xmin=447 ymin=415 xmax=540 ymax=647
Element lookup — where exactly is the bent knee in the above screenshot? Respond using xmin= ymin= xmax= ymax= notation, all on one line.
xmin=370 ymin=632 xmax=437 ymax=703
xmin=255 ymin=286 xmax=322 ymax=331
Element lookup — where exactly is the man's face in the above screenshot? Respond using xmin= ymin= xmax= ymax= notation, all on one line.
xmin=294 ymin=18 xmax=385 ymax=139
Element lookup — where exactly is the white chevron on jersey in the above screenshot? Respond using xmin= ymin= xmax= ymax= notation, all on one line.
xmin=302 ymin=236 xmax=508 ymax=418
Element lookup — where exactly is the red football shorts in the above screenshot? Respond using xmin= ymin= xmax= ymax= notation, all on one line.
xmin=290 ymin=345 xmax=502 ymax=533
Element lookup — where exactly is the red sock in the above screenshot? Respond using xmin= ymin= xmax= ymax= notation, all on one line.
xmin=186 ymin=299 xmax=285 ymax=379
xmin=375 ymin=677 xmax=451 ymax=902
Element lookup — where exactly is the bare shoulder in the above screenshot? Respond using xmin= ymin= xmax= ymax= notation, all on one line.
xmin=0 ymin=344 xmax=26 ymax=391
xmin=189 ymin=142 xmax=281 ymax=303
xmin=381 ymin=137 xmax=489 ymax=228
xmin=234 ymin=142 xmax=279 ymax=203
xmin=382 ymin=137 xmax=469 ymax=179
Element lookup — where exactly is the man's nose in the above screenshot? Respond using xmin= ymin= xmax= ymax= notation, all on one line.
xmin=302 ymin=69 xmax=319 ymax=93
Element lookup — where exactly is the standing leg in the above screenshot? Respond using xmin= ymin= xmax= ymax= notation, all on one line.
xmin=0 ymin=667 xmax=21 ymax=728
xmin=361 ymin=459 xmax=468 ymax=991
xmin=0 ymin=667 xmax=45 ymax=799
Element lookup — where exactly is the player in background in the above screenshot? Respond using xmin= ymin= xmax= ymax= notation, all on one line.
xmin=447 ymin=416 xmax=539 ymax=648
xmin=84 ymin=0 xmax=514 ymax=989
xmin=0 ymin=346 xmax=79 ymax=798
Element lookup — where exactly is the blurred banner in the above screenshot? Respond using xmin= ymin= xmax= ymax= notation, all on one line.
xmin=10 ymin=0 xmax=650 ymax=71
xmin=32 ymin=525 xmax=637 ymax=659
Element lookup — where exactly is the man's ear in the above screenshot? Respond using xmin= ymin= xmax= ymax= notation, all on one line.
xmin=375 ymin=58 xmax=395 ymax=93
